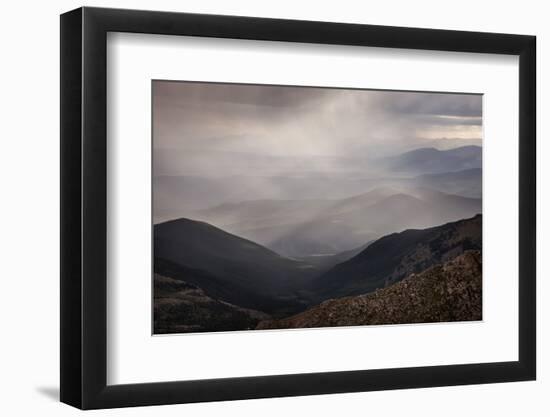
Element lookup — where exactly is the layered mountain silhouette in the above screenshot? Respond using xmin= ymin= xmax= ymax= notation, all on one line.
xmin=380 ymin=146 xmax=481 ymax=175
xmin=188 ymin=187 xmax=481 ymax=257
xmin=410 ymin=168 xmax=481 ymax=198
xmin=154 ymin=168 xmax=482 ymax=224
xmin=153 ymin=143 xmax=483 ymax=334
xmin=154 ymin=214 xmax=482 ymax=333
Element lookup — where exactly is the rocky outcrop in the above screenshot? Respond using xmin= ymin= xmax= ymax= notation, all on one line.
xmin=311 ymin=214 xmax=482 ymax=301
xmin=257 ymin=250 xmax=482 ymax=330
xmin=154 ymin=274 xmax=270 ymax=334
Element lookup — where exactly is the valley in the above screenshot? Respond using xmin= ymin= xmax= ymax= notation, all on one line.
xmin=151 ymin=82 xmax=483 ymax=334
xmin=154 ymin=214 xmax=482 ymax=333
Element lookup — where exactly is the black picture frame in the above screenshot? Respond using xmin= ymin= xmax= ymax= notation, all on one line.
xmin=60 ymin=6 xmax=536 ymax=410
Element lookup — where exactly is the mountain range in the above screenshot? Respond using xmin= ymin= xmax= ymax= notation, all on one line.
xmin=188 ymin=187 xmax=481 ymax=257
xmin=153 ymin=143 xmax=483 ymax=334
xmin=380 ymin=146 xmax=482 ymax=175
xmin=153 ymin=146 xmax=482 ymax=223
xmin=154 ymin=214 xmax=482 ymax=332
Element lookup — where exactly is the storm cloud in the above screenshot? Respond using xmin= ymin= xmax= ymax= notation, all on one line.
xmin=152 ymin=81 xmax=482 ymax=222
xmin=153 ymin=81 xmax=481 ymax=166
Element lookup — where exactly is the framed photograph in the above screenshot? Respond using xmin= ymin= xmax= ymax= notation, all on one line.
xmin=60 ymin=7 xmax=536 ymax=409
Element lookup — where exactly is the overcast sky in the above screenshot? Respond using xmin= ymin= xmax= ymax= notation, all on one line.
xmin=153 ymin=81 xmax=482 ymax=177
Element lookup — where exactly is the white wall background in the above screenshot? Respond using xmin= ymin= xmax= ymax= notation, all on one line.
xmin=0 ymin=0 xmax=545 ymax=415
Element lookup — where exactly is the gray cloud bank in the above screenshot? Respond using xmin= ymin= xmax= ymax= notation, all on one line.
xmin=154 ymin=81 xmax=481 ymax=164
xmin=153 ymin=81 xmax=482 ymax=222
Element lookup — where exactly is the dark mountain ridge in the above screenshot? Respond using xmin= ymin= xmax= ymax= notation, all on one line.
xmin=154 ymin=214 xmax=482 ymax=331
xmin=154 ymin=218 xmax=318 ymax=314
xmin=258 ymin=250 xmax=482 ymax=330
xmin=311 ymin=214 xmax=482 ymax=302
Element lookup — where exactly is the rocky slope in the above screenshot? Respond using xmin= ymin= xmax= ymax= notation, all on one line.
xmin=257 ymin=250 xmax=482 ymax=330
xmin=154 ymin=274 xmax=270 ymax=334
xmin=311 ymin=214 xmax=481 ymax=302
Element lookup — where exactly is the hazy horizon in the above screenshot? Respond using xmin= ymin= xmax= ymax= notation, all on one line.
xmin=153 ymin=81 xmax=482 ymax=225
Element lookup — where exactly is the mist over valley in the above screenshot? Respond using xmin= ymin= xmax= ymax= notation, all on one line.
xmin=152 ymin=81 xmax=483 ymax=334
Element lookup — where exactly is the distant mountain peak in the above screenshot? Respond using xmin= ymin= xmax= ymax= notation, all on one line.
xmin=401 ymin=146 xmax=440 ymax=154
xmin=382 ymin=144 xmax=482 ymax=175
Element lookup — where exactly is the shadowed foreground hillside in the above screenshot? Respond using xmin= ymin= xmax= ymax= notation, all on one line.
xmin=154 ymin=217 xmax=318 ymax=315
xmin=257 ymin=250 xmax=482 ymax=330
xmin=154 ymin=274 xmax=269 ymax=334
